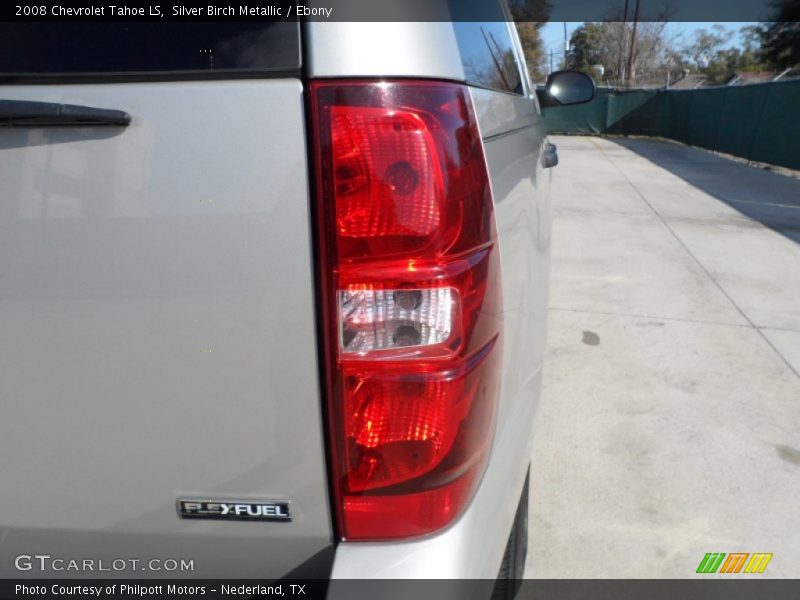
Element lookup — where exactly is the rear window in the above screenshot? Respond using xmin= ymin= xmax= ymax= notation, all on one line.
xmin=453 ymin=21 xmax=524 ymax=96
xmin=0 ymin=22 xmax=300 ymax=79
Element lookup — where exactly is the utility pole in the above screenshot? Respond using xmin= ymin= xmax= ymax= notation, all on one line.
xmin=563 ymin=22 xmax=569 ymax=69
xmin=550 ymin=48 xmax=554 ymax=75
xmin=619 ymin=0 xmax=630 ymax=85
xmin=626 ymin=0 xmax=641 ymax=88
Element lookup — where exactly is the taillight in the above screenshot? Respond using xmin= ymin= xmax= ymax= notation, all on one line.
xmin=311 ymin=80 xmax=502 ymax=540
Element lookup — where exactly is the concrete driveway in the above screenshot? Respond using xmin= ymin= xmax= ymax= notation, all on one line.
xmin=526 ymin=136 xmax=800 ymax=578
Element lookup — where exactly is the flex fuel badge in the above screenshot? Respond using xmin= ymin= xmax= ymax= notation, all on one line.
xmin=178 ymin=499 xmax=290 ymax=522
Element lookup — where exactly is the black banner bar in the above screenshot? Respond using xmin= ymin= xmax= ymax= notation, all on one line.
xmin=2 ymin=580 xmax=800 ymax=600
xmin=1 ymin=0 xmax=796 ymax=23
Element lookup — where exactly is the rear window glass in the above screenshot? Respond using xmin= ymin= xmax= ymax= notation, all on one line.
xmin=453 ymin=21 xmax=524 ymax=95
xmin=0 ymin=22 xmax=300 ymax=77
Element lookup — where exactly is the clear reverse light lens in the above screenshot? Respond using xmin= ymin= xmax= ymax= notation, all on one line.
xmin=338 ymin=287 xmax=454 ymax=356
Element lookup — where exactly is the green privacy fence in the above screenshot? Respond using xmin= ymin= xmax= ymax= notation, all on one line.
xmin=541 ymin=79 xmax=800 ymax=171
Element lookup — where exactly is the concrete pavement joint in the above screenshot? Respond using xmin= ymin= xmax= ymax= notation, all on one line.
xmin=549 ymin=306 xmax=754 ymax=329
xmin=550 ymin=308 xmax=800 ymax=380
xmin=553 ymin=206 xmax=654 ymax=217
xmin=757 ymin=332 xmax=800 ymax=380
xmin=592 ymin=141 xmax=800 ymax=380
xmin=760 ymin=325 xmax=800 ymax=333
xmin=531 ymin=137 xmax=800 ymax=578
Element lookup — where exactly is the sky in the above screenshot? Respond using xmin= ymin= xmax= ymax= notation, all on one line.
xmin=540 ymin=21 xmax=757 ymax=66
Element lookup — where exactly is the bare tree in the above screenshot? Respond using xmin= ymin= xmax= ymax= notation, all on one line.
xmin=569 ymin=21 xmax=681 ymax=87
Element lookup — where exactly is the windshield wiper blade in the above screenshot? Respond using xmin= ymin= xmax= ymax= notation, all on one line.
xmin=0 ymin=99 xmax=131 ymax=127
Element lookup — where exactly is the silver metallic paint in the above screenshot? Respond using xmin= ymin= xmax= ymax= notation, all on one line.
xmin=0 ymin=18 xmax=551 ymax=581
xmin=0 ymin=81 xmax=333 ymax=578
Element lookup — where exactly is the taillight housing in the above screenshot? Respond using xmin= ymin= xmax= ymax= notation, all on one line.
xmin=311 ymin=80 xmax=503 ymax=540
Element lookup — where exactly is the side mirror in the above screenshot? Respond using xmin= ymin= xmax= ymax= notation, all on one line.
xmin=543 ymin=70 xmax=596 ymax=105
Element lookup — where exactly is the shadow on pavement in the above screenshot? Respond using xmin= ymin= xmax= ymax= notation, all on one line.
xmin=611 ymin=137 xmax=800 ymax=245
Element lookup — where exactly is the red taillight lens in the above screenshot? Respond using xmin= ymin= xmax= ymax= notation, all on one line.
xmin=331 ymin=105 xmax=443 ymax=240
xmin=311 ymin=80 xmax=502 ymax=540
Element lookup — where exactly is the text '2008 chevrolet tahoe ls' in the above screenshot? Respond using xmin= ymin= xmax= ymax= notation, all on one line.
xmin=0 ymin=2 xmax=594 ymax=589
